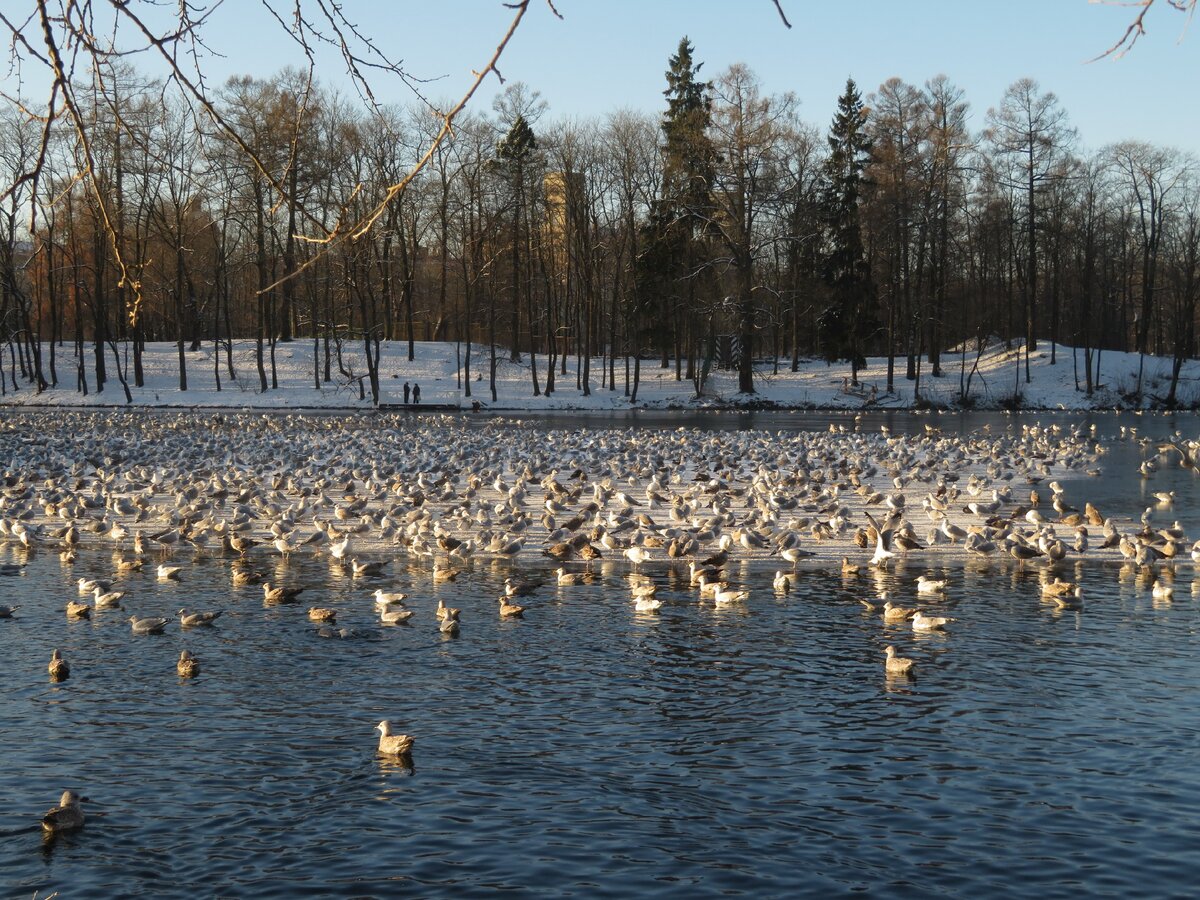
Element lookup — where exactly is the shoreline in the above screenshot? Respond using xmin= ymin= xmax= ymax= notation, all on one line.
xmin=2 ymin=338 xmax=1199 ymax=414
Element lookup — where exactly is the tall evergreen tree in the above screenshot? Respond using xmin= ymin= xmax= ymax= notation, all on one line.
xmin=495 ymin=113 xmax=540 ymax=390
xmin=821 ymin=77 xmax=875 ymax=385
xmin=648 ymin=37 xmax=718 ymax=384
xmin=661 ymin=37 xmax=717 ymax=225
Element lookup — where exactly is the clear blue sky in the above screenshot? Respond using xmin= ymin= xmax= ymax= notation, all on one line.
xmin=110 ymin=1 xmax=1200 ymax=151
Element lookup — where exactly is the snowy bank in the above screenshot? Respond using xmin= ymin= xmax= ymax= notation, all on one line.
xmin=1 ymin=338 xmax=1197 ymax=411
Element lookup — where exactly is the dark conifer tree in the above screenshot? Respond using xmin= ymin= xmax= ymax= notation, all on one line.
xmin=495 ymin=114 xmax=539 ymax=388
xmin=821 ymin=78 xmax=876 ymax=385
xmin=649 ymin=37 xmax=719 ymax=377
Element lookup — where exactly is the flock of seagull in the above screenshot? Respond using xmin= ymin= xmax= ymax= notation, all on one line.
xmin=1 ymin=409 xmax=1196 ymax=834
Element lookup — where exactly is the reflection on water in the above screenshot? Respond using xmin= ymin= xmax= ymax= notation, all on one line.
xmin=1 ymin=412 xmax=1200 ymax=896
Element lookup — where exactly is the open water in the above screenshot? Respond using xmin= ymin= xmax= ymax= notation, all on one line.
xmin=1 ymin=411 xmax=1199 ymax=897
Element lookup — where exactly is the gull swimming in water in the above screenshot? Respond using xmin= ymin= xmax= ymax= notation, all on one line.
xmin=42 ymin=790 xmax=85 ymax=833
xmin=380 ymin=606 xmax=414 ymax=625
xmin=884 ymin=645 xmax=915 ymax=675
xmin=129 ymin=615 xmax=169 ymax=634
xmin=178 ymin=608 xmax=221 ymax=627
xmin=94 ymin=587 xmax=125 ymax=608
xmin=912 ymin=611 xmax=954 ymax=632
xmin=48 ymin=649 xmax=70 ymax=681
xmin=916 ymin=576 xmax=948 ymax=594
xmin=373 ymin=588 xmax=408 ymax=607
xmin=263 ymin=582 xmax=304 ymax=604
xmin=375 ymin=720 xmax=414 ymax=756
xmin=498 ymin=597 xmax=525 ymax=618
xmin=176 ymin=649 xmax=200 ymax=677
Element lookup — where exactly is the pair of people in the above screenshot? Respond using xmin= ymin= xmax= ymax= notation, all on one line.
xmin=402 ymin=382 xmax=421 ymax=405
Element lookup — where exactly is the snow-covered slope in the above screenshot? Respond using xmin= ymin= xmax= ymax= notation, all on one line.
xmin=1 ymin=338 xmax=1195 ymax=411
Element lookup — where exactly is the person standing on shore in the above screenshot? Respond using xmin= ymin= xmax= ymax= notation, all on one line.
xmin=403 ymin=382 xmax=410 ymax=405
xmin=413 ymin=383 xmax=421 ymax=405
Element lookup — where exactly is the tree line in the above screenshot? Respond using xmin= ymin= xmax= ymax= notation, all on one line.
xmin=1 ymin=39 xmax=1198 ymax=405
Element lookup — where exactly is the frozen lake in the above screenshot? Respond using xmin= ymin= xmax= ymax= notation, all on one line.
xmin=1 ymin=409 xmax=1198 ymax=896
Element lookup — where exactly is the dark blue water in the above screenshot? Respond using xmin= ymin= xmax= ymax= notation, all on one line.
xmin=1 ymin=411 xmax=1199 ymax=897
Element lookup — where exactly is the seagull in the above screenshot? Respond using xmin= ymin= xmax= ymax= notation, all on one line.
xmin=912 ymin=611 xmax=954 ymax=631
xmin=42 ymin=790 xmax=85 ymax=833
xmin=373 ymin=588 xmax=408 ymax=606
xmin=381 ymin=606 xmax=414 ymax=625
xmin=882 ymin=600 xmax=917 ymax=623
xmin=780 ymin=546 xmax=814 ymax=570
xmin=884 ymin=645 xmax=915 ymax=675
xmin=263 ymin=582 xmax=304 ymax=604
xmin=916 ymin=576 xmax=948 ymax=594
xmin=94 ymin=587 xmax=125 ymax=608
xmin=48 ymin=649 xmax=70 ymax=681
xmin=178 ymin=608 xmax=221 ymax=627
xmin=350 ymin=558 xmax=386 ymax=577
xmin=375 ymin=720 xmax=414 ymax=756
xmin=157 ymin=564 xmax=183 ymax=580
xmin=78 ymin=577 xmax=113 ymax=595
xmin=624 ymin=546 xmax=652 ymax=569
xmin=129 ymin=615 xmax=169 ymax=634
xmin=176 ymin=650 xmax=200 ymax=677
xmin=713 ymin=584 xmax=749 ymax=605
xmin=498 ymin=597 xmax=525 ymax=618
xmin=865 ymin=511 xmax=897 ymax=567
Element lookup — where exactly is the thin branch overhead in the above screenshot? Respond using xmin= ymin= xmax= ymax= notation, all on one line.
xmin=1092 ymin=0 xmax=1197 ymax=60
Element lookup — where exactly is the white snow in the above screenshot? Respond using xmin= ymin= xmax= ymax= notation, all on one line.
xmin=1 ymin=338 xmax=1195 ymax=411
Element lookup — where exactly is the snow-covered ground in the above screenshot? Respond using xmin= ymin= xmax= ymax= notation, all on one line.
xmin=1 ymin=338 xmax=1196 ymax=411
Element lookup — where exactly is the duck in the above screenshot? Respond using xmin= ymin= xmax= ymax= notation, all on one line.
xmin=41 ymin=790 xmax=85 ymax=833
xmin=912 ymin=611 xmax=954 ymax=632
xmin=176 ymin=649 xmax=200 ymax=677
xmin=178 ymin=608 xmax=221 ymax=627
xmin=840 ymin=557 xmax=861 ymax=576
xmin=308 ymin=607 xmax=338 ymax=623
xmin=129 ymin=615 xmax=169 ymax=634
xmin=0 ymin=604 xmax=20 ymax=618
xmin=375 ymin=720 xmax=414 ymax=756
xmin=916 ymin=575 xmax=948 ymax=594
xmin=498 ymin=597 xmax=525 ymax=618
xmin=884 ymin=645 xmax=915 ymax=675
xmin=48 ymin=649 xmax=70 ymax=681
